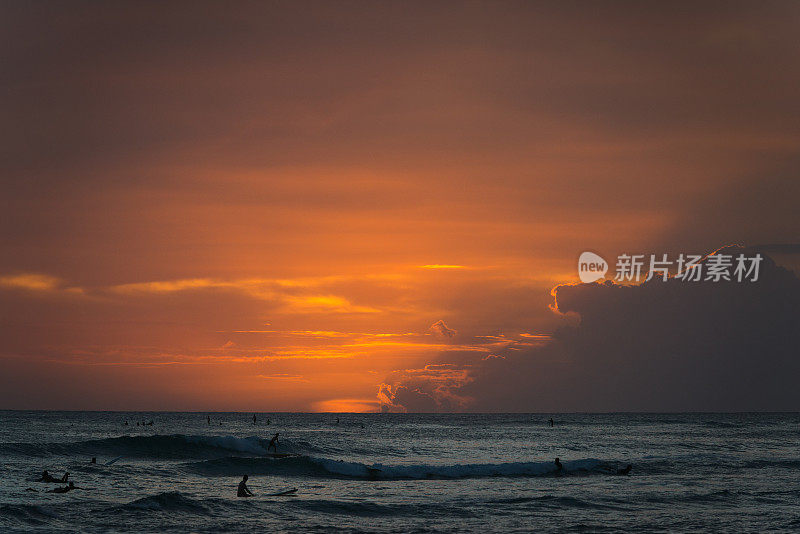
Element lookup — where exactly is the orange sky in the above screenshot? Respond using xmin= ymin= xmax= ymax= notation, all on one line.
xmin=2 ymin=2 xmax=799 ymax=410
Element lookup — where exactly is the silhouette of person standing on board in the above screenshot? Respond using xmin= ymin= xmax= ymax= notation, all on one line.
xmin=267 ymin=433 xmax=280 ymax=452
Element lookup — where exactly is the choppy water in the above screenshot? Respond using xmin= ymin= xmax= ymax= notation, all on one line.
xmin=0 ymin=412 xmax=798 ymax=532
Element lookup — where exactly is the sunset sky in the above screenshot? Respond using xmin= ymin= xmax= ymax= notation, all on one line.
xmin=2 ymin=1 xmax=799 ymax=411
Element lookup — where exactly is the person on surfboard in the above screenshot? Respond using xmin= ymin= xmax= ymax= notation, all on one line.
xmin=237 ymin=475 xmax=253 ymax=497
xmin=267 ymin=432 xmax=280 ymax=452
xmin=554 ymin=458 xmax=563 ymax=473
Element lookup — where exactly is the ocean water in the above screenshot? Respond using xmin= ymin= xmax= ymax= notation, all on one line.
xmin=0 ymin=412 xmax=798 ymax=533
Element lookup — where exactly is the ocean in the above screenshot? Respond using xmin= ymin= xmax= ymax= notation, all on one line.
xmin=0 ymin=411 xmax=798 ymax=532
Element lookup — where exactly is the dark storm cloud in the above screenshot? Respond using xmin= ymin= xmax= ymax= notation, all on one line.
xmin=384 ymin=247 xmax=800 ymax=411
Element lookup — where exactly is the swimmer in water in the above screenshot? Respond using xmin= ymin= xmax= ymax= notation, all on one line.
xmin=554 ymin=458 xmax=563 ymax=473
xmin=37 ymin=470 xmax=69 ymax=483
xmin=237 ymin=475 xmax=253 ymax=497
xmin=47 ymin=482 xmax=79 ymax=493
xmin=616 ymin=464 xmax=632 ymax=475
xmin=267 ymin=432 xmax=279 ymax=452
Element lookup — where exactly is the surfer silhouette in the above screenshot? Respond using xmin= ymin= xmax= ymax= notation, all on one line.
xmin=617 ymin=464 xmax=632 ymax=475
xmin=47 ymin=482 xmax=78 ymax=493
xmin=38 ymin=470 xmax=69 ymax=483
xmin=253 ymin=414 xmax=257 ymax=424
xmin=554 ymin=458 xmax=563 ymax=473
xmin=237 ymin=475 xmax=253 ymax=497
xmin=268 ymin=432 xmax=280 ymax=452
xmin=207 ymin=415 xmax=210 ymax=425
xmin=549 ymin=418 xmax=554 ymax=427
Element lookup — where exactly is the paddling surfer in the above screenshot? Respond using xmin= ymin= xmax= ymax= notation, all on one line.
xmin=37 ymin=470 xmax=69 ymax=483
xmin=47 ymin=482 xmax=79 ymax=493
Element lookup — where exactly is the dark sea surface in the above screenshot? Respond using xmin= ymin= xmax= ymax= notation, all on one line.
xmin=0 ymin=412 xmax=798 ymax=532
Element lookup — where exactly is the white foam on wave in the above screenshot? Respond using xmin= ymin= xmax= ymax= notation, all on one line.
xmin=313 ymin=457 xmax=604 ymax=479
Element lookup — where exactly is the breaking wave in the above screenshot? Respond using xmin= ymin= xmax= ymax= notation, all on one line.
xmin=0 ymin=434 xmax=315 ymax=460
xmin=184 ymin=455 xmax=610 ymax=480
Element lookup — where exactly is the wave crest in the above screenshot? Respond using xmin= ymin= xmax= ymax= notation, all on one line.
xmin=0 ymin=434 xmax=311 ymax=460
xmin=184 ymin=455 xmax=608 ymax=480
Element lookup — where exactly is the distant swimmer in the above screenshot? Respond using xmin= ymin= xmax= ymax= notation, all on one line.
xmin=616 ymin=464 xmax=632 ymax=475
xmin=266 ymin=418 xmax=271 ymax=425
xmin=37 ymin=470 xmax=69 ymax=483
xmin=549 ymin=418 xmax=554 ymax=427
xmin=253 ymin=414 xmax=257 ymax=425
xmin=336 ymin=417 xmax=340 ymax=425
xmin=90 ymin=457 xmax=96 ymax=464
xmin=554 ymin=458 xmax=563 ymax=473
xmin=47 ymin=482 xmax=79 ymax=494
xmin=268 ymin=432 xmax=280 ymax=452
xmin=237 ymin=475 xmax=253 ymax=497
xmin=207 ymin=415 xmax=211 ymax=425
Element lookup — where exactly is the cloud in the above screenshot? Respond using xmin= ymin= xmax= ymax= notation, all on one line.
xmin=429 ymin=320 xmax=457 ymax=338
xmin=382 ymin=246 xmax=800 ymax=411
xmin=112 ymin=277 xmax=383 ymax=313
xmin=378 ymin=364 xmax=473 ymax=412
xmin=0 ymin=273 xmax=61 ymax=291
xmin=256 ymin=374 xmax=309 ymax=382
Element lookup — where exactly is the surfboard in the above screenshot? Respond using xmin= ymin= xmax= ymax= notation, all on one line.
xmin=265 ymin=453 xmax=299 ymax=458
xmin=105 ymin=455 xmax=123 ymax=466
xmin=266 ymin=488 xmax=298 ymax=496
